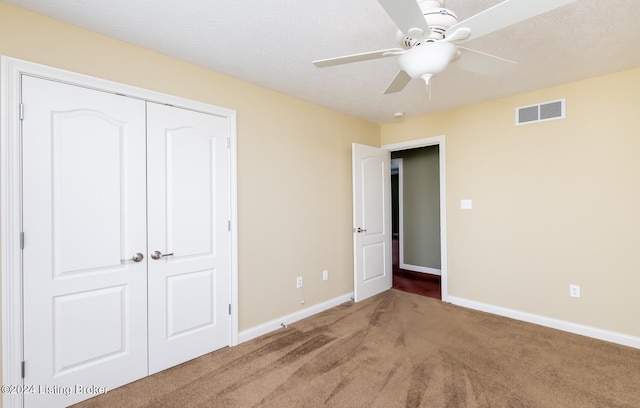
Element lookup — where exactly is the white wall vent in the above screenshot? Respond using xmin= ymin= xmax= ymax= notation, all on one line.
xmin=516 ymin=99 xmax=565 ymax=125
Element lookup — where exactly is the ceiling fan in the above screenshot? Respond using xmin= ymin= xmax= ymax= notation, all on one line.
xmin=313 ymin=0 xmax=577 ymax=94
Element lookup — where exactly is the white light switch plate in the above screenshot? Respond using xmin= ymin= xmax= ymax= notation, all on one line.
xmin=570 ymin=284 xmax=581 ymax=298
xmin=461 ymin=199 xmax=473 ymax=210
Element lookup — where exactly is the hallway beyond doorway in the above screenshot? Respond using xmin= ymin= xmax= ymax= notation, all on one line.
xmin=392 ymin=239 xmax=441 ymax=299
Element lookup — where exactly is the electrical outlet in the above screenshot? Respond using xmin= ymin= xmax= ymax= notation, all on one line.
xmin=461 ymin=199 xmax=473 ymax=210
xmin=296 ymin=276 xmax=303 ymax=288
xmin=569 ymin=284 xmax=580 ymax=298
xmin=322 ymin=270 xmax=329 ymax=281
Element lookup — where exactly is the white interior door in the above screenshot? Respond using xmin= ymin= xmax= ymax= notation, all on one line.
xmin=352 ymin=143 xmax=392 ymax=301
xmin=147 ymin=102 xmax=231 ymax=374
xmin=22 ymin=76 xmax=148 ymax=407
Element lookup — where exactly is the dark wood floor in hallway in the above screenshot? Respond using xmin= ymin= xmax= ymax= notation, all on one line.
xmin=392 ymin=238 xmax=441 ymax=300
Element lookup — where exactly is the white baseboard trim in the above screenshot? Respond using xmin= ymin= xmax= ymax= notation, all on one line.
xmin=448 ymin=296 xmax=640 ymax=350
xmin=400 ymin=263 xmax=441 ymax=276
xmin=238 ymin=292 xmax=354 ymax=344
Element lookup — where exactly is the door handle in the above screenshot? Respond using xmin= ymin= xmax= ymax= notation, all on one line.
xmin=122 ymin=253 xmax=144 ymax=263
xmin=151 ymin=250 xmax=174 ymax=260
xmin=356 ymin=227 xmax=367 ymax=233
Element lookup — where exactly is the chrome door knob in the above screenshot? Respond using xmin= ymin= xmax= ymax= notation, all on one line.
xmin=122 ymin=253 xmax=144 ymax=263
xmin=151 ymin=250 xmax=174 ymax=260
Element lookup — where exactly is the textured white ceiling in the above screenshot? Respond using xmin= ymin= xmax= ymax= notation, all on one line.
xmin=5 ymin=0 xmax=640 ymax=123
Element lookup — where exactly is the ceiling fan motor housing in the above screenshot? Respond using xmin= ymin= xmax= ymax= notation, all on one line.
xmin=398 ymin=4 xmax=459 ymax=47
xmin=423 ymin=8 xmax=458 ymax=40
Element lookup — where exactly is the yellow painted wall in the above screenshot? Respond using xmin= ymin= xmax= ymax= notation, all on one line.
xmin=0 ymin=2 xmax=379 ymax=337
xmin=382 ymin=67 xmax=640 ymax=337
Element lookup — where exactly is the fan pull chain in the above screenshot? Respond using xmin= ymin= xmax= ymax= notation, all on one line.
xmin=421 ymin=73 xmax=434 ymax=101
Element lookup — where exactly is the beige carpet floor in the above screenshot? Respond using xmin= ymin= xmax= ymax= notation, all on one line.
xmin=74 ymin=289 xmax=640 ymax=407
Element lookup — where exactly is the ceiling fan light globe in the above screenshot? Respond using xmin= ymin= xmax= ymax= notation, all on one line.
xmin=397 ymin=42 xmax=457 ymax=79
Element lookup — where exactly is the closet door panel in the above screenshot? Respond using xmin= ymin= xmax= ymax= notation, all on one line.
xmin=147 ymin=102 xmax=231 ymax=374
xmin=21 ymin=76 xmax=148 ymax=408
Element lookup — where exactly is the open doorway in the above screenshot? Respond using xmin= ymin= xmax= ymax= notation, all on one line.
xmin=383 ymin=136 xmax=447 ymax=301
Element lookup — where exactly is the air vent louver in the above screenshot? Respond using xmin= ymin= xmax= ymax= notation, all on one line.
xmin=516 ymin=99 xmax=565 ymax=125
xmin=518 ymin=106 xmax=539 ymax=124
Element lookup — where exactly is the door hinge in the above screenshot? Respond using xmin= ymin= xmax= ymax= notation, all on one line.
xmin=228 ymin=304 xmax=231 ymax=315
xmin=20 ymin=232 xmax=24 ymax=249
xmin=19 ymin=103 xmax=24 ymax=120
xmin=21 ymin=361 xmax=25 ymax=378
xmin=226 ymin=137 xmax=230 ymax=149
xmin=228 ymin=220 xmax=231 ymax=232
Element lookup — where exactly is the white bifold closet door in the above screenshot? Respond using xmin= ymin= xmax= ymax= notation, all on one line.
xmin=21 ymin=76 xmax=230 ymax=408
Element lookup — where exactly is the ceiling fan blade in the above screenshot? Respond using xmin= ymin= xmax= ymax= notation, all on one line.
xmin=313 ymin=48 xmax=405 ymax=68
xmin=377 ymin=0 xmax=431 ymax=38
xmin=455 ymin=47 xmax=516 ymax=76
xmin=445 ymin=0 xmax=577 ymax=43
xmin=383 ymin=71 xmax=412 ymax=94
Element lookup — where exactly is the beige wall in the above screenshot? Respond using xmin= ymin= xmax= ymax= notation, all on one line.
xmin=382 ymin=67 xmax=640 ymax=338
xmin=0 ymin=2 xmax=380 ymax=335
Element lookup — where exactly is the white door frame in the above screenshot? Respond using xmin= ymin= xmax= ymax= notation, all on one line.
xmin=382 ymin=136 xmax=448 ymax=301
xmin=391 ymin=157 xmax=404 ymax=257
xmin=1 ymin=56 xmax=239 ymax=408
xmin=392 ymin=152 xmax=442 ymax=276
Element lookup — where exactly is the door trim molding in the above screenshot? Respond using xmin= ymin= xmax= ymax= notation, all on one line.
xmin=391 ymin=157 xmax=405 ymax=269
xmin=382 ymin=136 xmax=448 ymax=301
xmin=1 ymin=56 xmax=239 ymax=407
xmin=0 ymin=57 xmax=24 ymax=408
